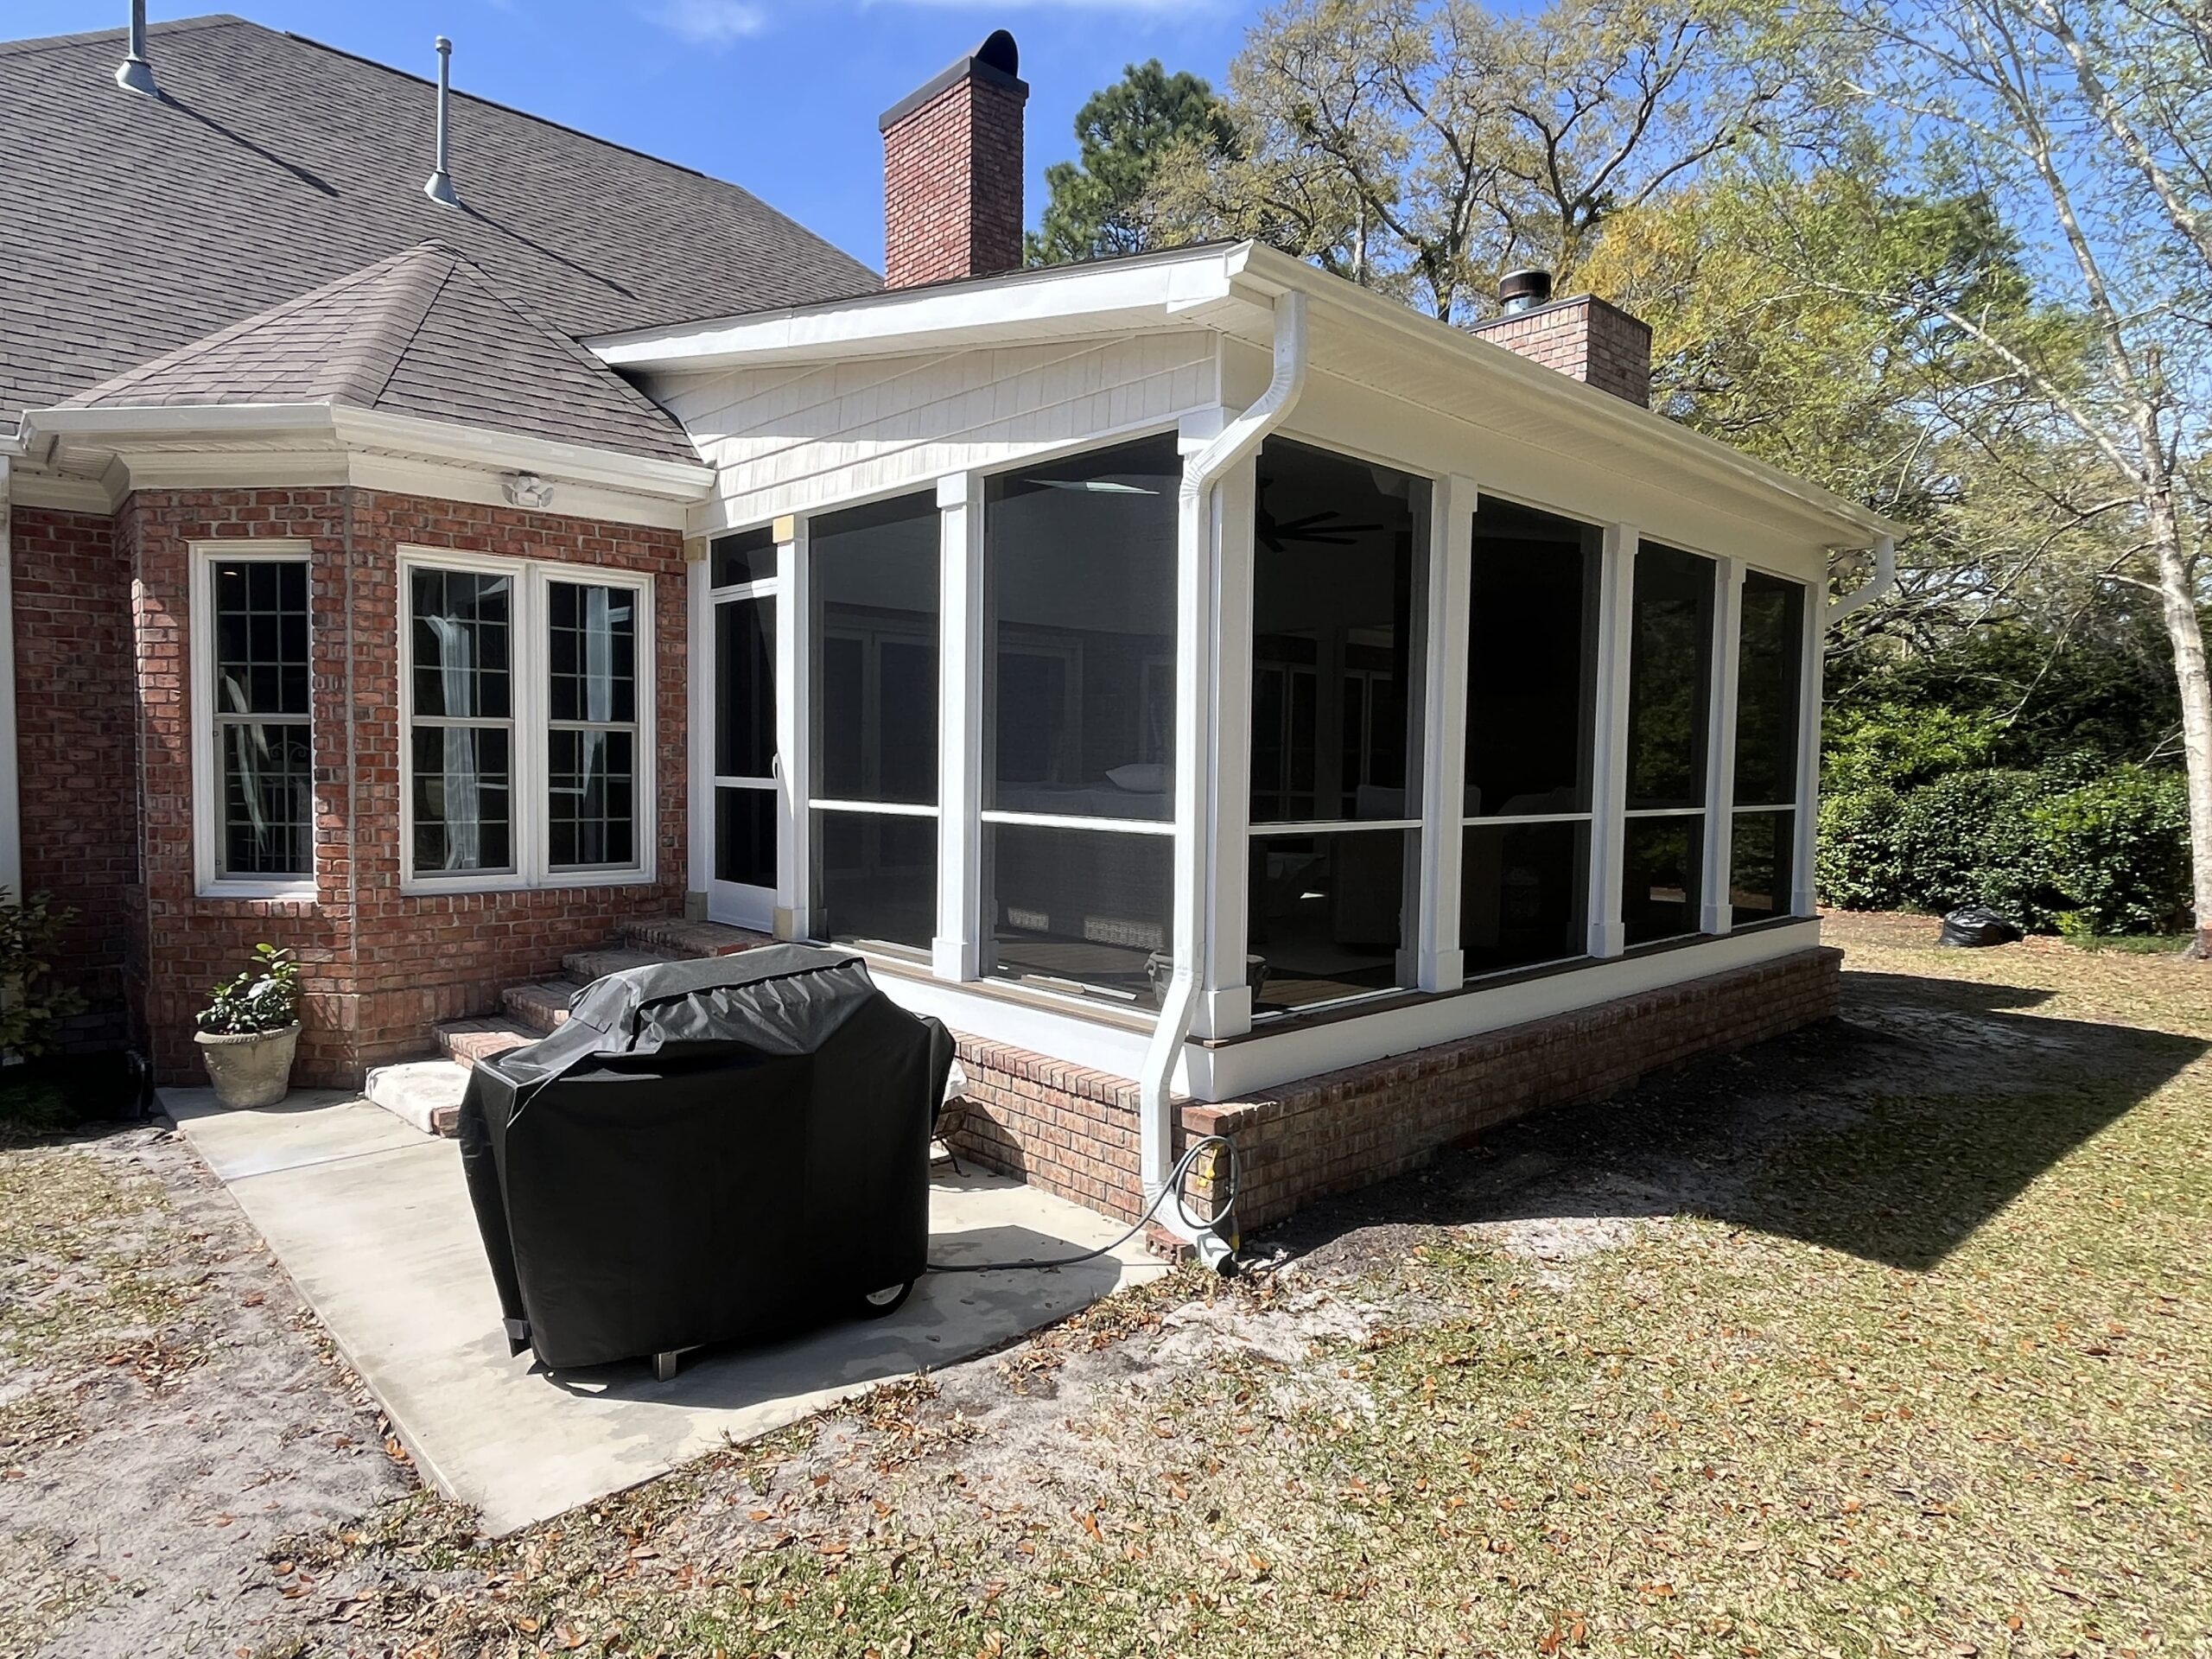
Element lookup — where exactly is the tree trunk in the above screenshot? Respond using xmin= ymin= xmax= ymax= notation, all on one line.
xmin=2147 ymin=486 xmax=2212 ymax=957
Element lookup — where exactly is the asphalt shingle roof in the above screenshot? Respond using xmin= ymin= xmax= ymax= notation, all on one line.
xmin=0 ymin=14 xmax=880 ymax=421
xmin=60 ymin=242 xmax=701 ymax=464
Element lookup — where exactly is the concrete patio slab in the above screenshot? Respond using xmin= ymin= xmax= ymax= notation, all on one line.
xmin=162 ymin=1086 xmax=1165 ymax=1535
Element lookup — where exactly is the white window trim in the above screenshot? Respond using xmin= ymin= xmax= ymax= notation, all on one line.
xmin=397 ymin=546 xmax=658 ymax=896
xmin=191 ymin=541 xmax=318 ymax=901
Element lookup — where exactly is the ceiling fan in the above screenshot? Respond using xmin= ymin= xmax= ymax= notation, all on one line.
xmin=1255 ymin=479 xmax=1384 ymax=551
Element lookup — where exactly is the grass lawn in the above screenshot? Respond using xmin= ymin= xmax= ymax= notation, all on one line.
xmin=3 ymin=914 xmax=2209 ymax=1657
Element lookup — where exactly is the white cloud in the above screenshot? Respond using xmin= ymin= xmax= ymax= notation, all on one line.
xmin=647 ymin=0 xmax=772 ymax=46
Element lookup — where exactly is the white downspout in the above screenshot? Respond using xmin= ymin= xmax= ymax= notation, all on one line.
xmin=0 ymin=451 xmax=19 ymax=902
xmin=1830 ymin=535 xmax=1896 ymax=622
xmin=1139 ymin=289 xmax=1309 ymax=1265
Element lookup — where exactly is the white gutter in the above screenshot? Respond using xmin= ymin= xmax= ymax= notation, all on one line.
xmin=18 ymin=404 xmax=714 ymax=501
xmin=1139 ymin=289 xmax=1309 ymax=1268
xmin=1829 ymin=534 xmax=1897 ymax=622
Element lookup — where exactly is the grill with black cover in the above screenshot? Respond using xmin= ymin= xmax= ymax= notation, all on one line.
xmin=458 ymin=944 xmax=956 ymax=1374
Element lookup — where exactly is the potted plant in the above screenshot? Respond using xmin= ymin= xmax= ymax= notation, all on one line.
xmin=194 ymin=944 xmax=302 ymax=1109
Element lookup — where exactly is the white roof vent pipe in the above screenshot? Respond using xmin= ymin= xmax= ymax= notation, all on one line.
xmin=423 ymin=35 xmax=460 ymax=207
xmin=116 ymin=0 xmax=156 ymax=97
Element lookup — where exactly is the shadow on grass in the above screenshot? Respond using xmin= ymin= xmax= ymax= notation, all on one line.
xmin=1268 ymin=969 xmax=2205 ymax=1275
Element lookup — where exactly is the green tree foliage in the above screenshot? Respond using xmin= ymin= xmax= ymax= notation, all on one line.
xmin=0 ymin=890 xmax=85 ymax=1060
xmin=1147 ymin=0 xmax=1837 ymax=321
xmin=1027 ymin=62 xmax=1236 ymax=267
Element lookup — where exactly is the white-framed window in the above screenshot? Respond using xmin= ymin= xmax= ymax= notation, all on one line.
xmin=192 ymin=543 xmax=317 ymax=899
xmin=399 ymin=548 xmax=655 ymax=893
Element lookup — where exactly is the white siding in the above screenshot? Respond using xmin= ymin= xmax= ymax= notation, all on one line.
xmin=656 ymin=333 xmax=1219 ymax=533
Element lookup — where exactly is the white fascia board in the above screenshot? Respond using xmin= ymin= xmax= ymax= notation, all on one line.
xmin=588 ymin=237 xmax=1901 ymax=549
xmin=331 ymin=409 xmax=714 ymax=500
xmin=1223 ymin=244 xmax=1908 ymax=547
xmin=588 ymin=244 xmax=1249 ymax=371
xmin=20 ymin=404 xmax=713 ymax=504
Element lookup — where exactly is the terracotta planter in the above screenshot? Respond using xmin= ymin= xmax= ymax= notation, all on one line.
xmin=195 ymin=1023 xmax=302 ymax=1109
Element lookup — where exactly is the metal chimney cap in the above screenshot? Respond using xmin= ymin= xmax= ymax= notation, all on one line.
xmin=1498 ymin=268 xmax=1554 ymax=315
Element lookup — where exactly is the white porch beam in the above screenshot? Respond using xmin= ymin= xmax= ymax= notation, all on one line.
xmin=1197 ymin=445 xmax=1255 ymax=1039
xmin=1415 ymin=474 xmax=1476 ymax=992
xmin=1700 ymin=556 xmax=1746 ymax=936
xmin=1792 ymin=575 xmax=1825 ymax=916
xmin=772 ymin=513 xmax=811 ymax=942
xmin=933 ymin=472 xmax=986 ymax=982
xmin=1586 ymin=524 xmax=1639 ymax=958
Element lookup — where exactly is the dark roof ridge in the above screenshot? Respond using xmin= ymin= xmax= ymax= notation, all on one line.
xmin=330 ymin=245 xmax=460 ymax=410
xmin=56 ymin=247 xmax=439 ymax=409
xmin=0 ymin=14 xmax=245 ymax=60
xmin=429 ymin=249 xmax=698 ymax=441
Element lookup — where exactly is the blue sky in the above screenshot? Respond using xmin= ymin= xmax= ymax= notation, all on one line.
xmin=19 ymin=1 xmax=1258 ymax=271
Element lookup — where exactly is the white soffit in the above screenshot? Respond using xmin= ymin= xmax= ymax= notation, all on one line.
xmin=592 ymin=241 xmax=1903 ymax=549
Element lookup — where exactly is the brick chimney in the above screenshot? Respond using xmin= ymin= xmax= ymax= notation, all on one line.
xmin=1471 ymin=270 xmax=1652 ymax=408
xmin=880 ymin=30 xmax=1027 ymax=289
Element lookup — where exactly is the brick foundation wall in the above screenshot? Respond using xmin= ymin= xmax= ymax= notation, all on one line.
xmin=118 ymin=486 xmax=687 ymax=1088
xmin=12 ymin=505 xmax=138 ymax=1049
xmin=944 ymin=946 xmax=1842 ymax=1232
xmin=1472 ymin=295 xmax=1653 ymax=407
xmin=881 ymin=60 xmax=1026 ymax=289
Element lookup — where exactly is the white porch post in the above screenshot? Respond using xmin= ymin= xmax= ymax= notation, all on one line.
xmin=683 ymin=538 xmax=711 ymax=913
xmin=1197 ymin=449 xmax=1255 ymax=1039
xmin=0 ymin=456 xmax=19 ymax=900
xmin=1586 ymin=524 xmax=1639 ymax=957
xmin=1791 ymin=574 xmax=1824 ymax=916
xmin=1415 ymin=474 xmax=1475 ymax=992
xmin=933 ymin=472 xmax=985 ymax=981
xmin=772 ymin=512 xmax=810 ymax=942
xmin=1700 ymin=556 xmax=1745 ymax=936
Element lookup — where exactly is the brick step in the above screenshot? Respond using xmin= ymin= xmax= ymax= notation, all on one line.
xmin=563 ymin=945 xmax=677 ymax=982
xmin=503 ymin=978 xmax=584 ymax=1035
xmin=620 ymin=917 xmax=773 ymax=960
xmin=435 ymin=1015 xmax=537 ymax=1069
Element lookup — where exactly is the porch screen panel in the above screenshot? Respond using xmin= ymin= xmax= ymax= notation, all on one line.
xmin=211 ymin=557 xmax=314 ymax=877
xmin=1622 ymin=543 xmax=1716 ymax=945
xmin=1460 ymin=499 xmax=1599 ymax=976
xmin=410 ymin=568 xmax=515 ymax=875
xmin=808 ymin=491 xmax=939 ymax=955
xmin=1246 ymin=437 xmax=1431 ymax=1014
xmin=980 ymin=435 xmax=1180 ymax=1000
xmin=546 ymin=581 xmax=640 ymax=870
xmin=1730 ymin=571 xmax=1806 ymax=926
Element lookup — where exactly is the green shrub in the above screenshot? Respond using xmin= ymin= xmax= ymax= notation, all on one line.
xmin=2029 ymin=765 xmax=2191 ymax=936
xmin=1815 ymin=761 xmax=2193 ymax=936
xmin=1816 ymin=785 xmax=1908 ymax=910
xmin=1822 ymin=702 xmax=2002 ymax=794
xmin=196 ymin=944 xmax=300 ymax=1035
xmin=0 ymin=889 xmax=86 ymax=1059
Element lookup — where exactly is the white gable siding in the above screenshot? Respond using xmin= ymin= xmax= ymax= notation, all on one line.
xmin=655 ymin=332 xmax=1218 ymax=533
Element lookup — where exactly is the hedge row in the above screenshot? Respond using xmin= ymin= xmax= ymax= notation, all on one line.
xmin=1817 ymin=764 xmax=2191 ymax=936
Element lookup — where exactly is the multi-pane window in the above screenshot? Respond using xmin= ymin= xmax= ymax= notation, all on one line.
xmin=1730 ymin=571 xmax=1807 ymax=927
xmin=404 ymin=558 xmax=651 ymax=887
xmin=1460 ymin=499 xmax=1599 ymax=977
xmin=210 ymin=557 xmax=314 ymax=879
xmin=1248 ymin=438 xmax=1430 ymax=1014
xmin=547 ymin=582 xmax=639 ymax=870
xmin=1622 ymin=543 xmax=1717 ymax=946
xmin=410 ymin=568 xmax=516 ymax=875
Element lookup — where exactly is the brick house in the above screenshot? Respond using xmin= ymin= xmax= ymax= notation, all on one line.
xmin=2 ymin=15 xmax=1897 ymax=1240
